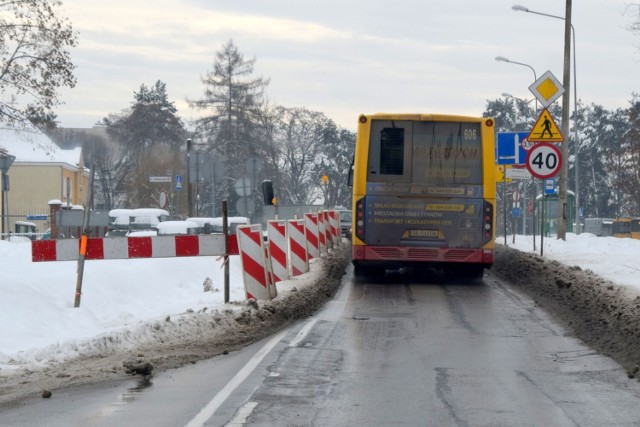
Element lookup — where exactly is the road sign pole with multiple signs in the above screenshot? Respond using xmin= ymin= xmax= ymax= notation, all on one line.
xmin=528 ymin=70 xmax=567 ymax=242
xmin=496 ymin=74 xmax=566 ymax=247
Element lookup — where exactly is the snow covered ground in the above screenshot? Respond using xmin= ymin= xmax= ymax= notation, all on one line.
xmin=0 ymin=239 xmax=323 ymax=370
xmin=1 ymin=232 xmax=639 ymax=372
xmin=504 ymin=232 xmax=640 ymax=291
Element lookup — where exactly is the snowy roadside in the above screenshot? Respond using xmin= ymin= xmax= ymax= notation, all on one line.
xmin=493 ymin=241 xmax=640 ymax=379
xmin=0 ymin=243 xmax=352 ymax=405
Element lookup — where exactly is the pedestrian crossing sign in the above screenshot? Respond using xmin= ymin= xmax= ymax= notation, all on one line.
xmin=527 ymin=108 xmax=564 ymax=142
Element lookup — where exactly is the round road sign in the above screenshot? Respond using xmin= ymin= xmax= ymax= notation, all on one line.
xmin=525 ymin=142 xmax=562 ymax=179
xmin=159 ymin=191 xmax=168 ymax=209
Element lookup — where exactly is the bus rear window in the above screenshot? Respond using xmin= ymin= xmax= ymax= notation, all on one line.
xmin=380 ymin=127 xmax=404 ymax=175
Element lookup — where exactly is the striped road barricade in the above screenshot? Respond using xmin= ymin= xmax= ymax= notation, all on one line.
xmin=287 ymin=219 xmax=309 ymax=276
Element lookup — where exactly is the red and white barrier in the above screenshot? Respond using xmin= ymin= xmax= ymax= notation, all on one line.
xmin=304 ymin=213 xmax=320 ymax=259
xmin=287 ymin=219 xmax=309 ymax=276
xmin=237 ymin=225 xmax=275 ymax=300
xmin=31 ymin=234 xmax=232 ymax=262
xmin=328 ymin=210 xmax=339 ymax=247
xmin=317 ymin=212 xmax=327 ymax=255
xmin=267 ymin=220 xmax=289 ymax=283
xmin=263 ymin=244 xmax=277 ymax=299
xmin=323 ymin=211 xmax=334 ymax=251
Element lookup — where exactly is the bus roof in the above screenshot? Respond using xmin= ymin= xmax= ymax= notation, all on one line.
xmin=359 ymin=113 xmax=487 ymax=123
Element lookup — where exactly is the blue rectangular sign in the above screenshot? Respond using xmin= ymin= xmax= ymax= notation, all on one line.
xmin=176 ymin=175 xmax=183 ymax=190
xmin=496 ymin=132 xmax=530 ymax=165
xmin=26 ymin=214 xmax=48 ymax=221
xmin=544 ymin=178 xmax=556 ymax=195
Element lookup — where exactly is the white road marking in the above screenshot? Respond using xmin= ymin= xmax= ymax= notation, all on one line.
xmin=184 ymin=330 xmax=287 ymax=427
xmin=288 ymin=318 xmax=318 ymax=347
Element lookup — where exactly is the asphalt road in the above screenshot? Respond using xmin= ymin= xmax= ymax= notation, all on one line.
xmin=3 ymin=267 xmax=640 ymax=426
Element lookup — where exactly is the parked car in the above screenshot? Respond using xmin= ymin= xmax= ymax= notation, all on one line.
xmin=337 ymin=210 xmax=352 ymax=238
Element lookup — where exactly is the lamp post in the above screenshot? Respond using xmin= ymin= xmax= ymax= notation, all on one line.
xmin=513 ymin=2 xmax=579 ymax=236
xmin=495 ymin=56 xmax=539 ymax=114
xmin=186 ymin=138 xmax=192 ymax=218
xmin=495 ymin=56 xmax=537 ymax=81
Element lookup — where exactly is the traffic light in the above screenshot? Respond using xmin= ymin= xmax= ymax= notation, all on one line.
xmin=262 ymin=180 xmax=274 ymax=205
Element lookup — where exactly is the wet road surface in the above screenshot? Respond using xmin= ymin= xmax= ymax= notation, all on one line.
xmin=3 ymin=267 xmax=640 ymax=426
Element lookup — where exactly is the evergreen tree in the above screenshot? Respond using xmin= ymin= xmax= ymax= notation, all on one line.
xmin=103 ymin=81 xmax=187 ymax=209
xmin=105 ymin=81 xmax=185 ymax=161
xmin=581 ymin=104 xmax=628 ymax=218
xmin=621 ymin=94 xmax=640 ymax=214
xmin=188 ymin=40 xmax=269 ymax=216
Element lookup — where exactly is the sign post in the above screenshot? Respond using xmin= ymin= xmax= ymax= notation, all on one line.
xmin=526 ymin=143 xmax=562 ymax=255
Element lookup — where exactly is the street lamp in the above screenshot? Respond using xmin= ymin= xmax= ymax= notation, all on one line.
xmin=513 ymin=3 xmax=579 ymax=235
xmin=495 ymin=56 xmax=539 ymax=114
xmin=495 ymin=56 xmax=538 ymax=82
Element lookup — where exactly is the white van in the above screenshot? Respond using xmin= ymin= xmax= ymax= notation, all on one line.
xmin=156 ymin=220 xmax=199 ymax=236
xmin=187 ymin=217 xmax=250 ymax=234
xmin=107 ymin=208 xmax=170 ymax=236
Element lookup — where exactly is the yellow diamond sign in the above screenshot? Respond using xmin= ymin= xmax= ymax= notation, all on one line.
xmin=529 ymin=70 xmax=564 ymax=108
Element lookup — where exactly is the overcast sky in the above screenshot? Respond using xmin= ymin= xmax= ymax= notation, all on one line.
xmin=55 ymin=0 xmax=638 ymax=132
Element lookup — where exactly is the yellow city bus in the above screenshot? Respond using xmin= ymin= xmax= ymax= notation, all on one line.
xmin=613 ymin=218 xmax=632 ymax=238
xmin=349 ymin=113 xmax=496 ymax=280
xmin=631 ymin=218 xmax=640 ymax=240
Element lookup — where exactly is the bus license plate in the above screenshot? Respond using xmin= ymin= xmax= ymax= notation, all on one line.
xmin=408 ymin=229 xmax=439 ymax=238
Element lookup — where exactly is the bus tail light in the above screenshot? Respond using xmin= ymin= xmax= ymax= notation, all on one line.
xmin=355 ymin=197 xmax=365 ymax=241
xmin=483 ymin=201 xmax=493 ymax=245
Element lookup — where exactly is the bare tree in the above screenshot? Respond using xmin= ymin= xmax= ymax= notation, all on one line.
xmin=0 ymin=0 xmax=77 ymax=127
xmin=273 ymin=107 xmax=332 ymax=205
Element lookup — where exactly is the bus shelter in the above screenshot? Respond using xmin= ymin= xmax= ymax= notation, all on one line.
xmin=535 ymin=190 xmax=575 ymax=236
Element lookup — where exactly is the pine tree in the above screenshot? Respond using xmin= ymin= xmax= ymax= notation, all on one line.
xmin=103 ymin=81 xmax=187 ymax=209
xmin=188 ymin=40 xmax=269 ymax=216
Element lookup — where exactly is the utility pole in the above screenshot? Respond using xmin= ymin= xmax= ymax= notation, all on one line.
xmin=187 ymin=138 xmax=192 ymax=217
xmin=557 ymin=0 xmax=572 ymax=240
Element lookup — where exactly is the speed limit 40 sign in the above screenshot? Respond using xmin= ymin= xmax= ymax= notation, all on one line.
xmin=525 ymin=142 xmax=562 ymax=179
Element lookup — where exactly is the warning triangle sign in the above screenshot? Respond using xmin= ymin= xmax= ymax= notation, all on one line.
xmin=527 ymin=108 xmax=564 ymax=142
